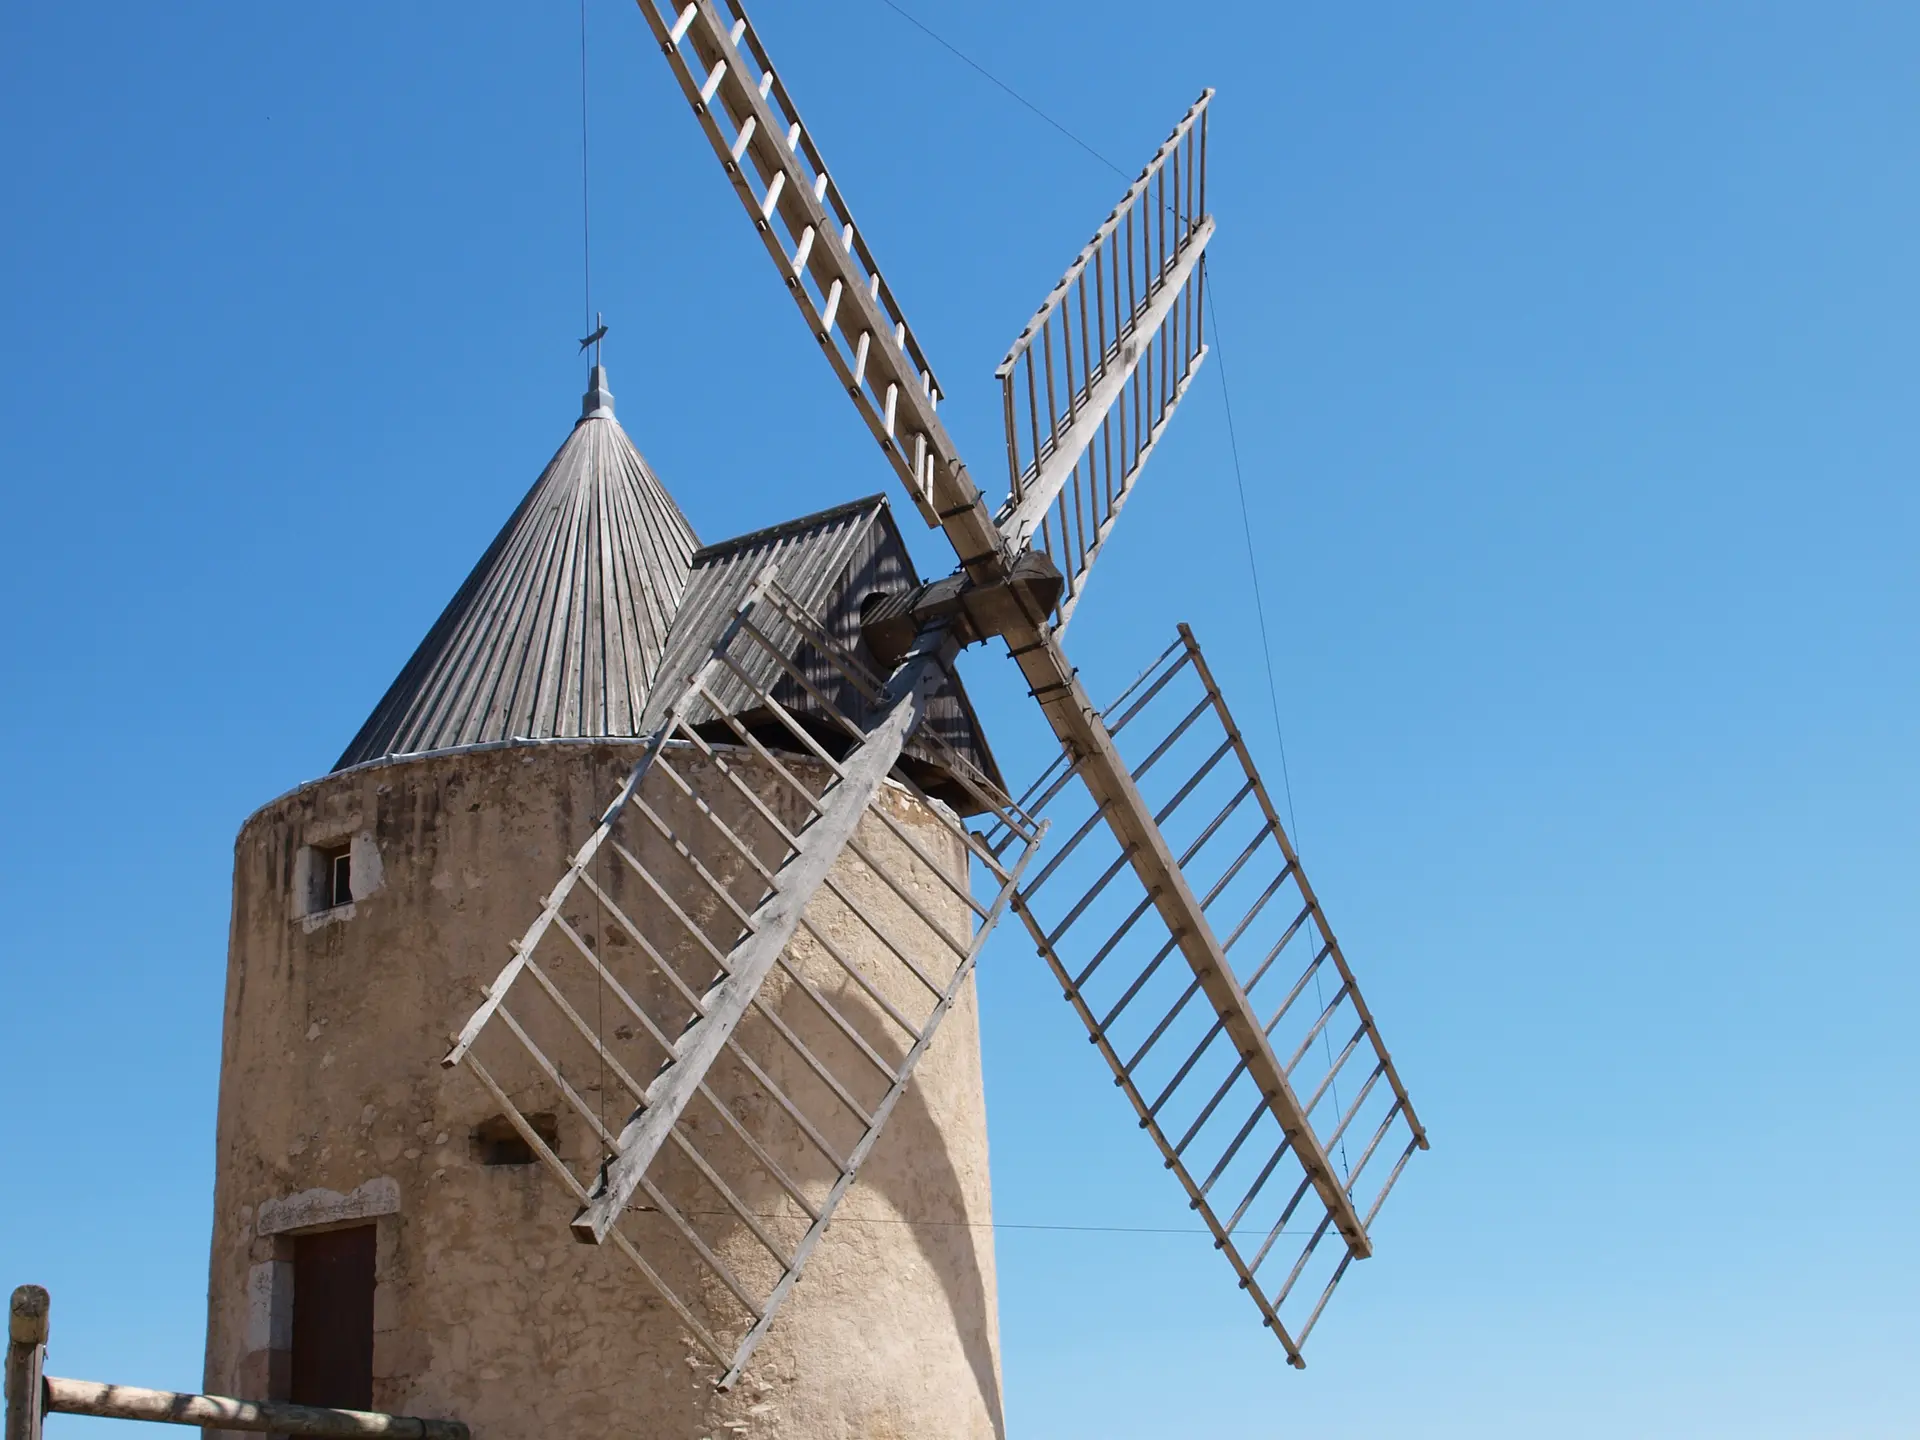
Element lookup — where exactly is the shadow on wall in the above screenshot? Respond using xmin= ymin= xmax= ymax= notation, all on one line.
xmin=480 ymin=946 xmax=1008 ymax=1433
xmin=865 ymin=1072 xmax=1005 ymax=1440
xmin=684 ymin=942 xmax=1007 ymax=1435
xmin=718 ymin=954 xmax=1006 ymax=1437
xmin=754 ymin=900 xmax=1006 ymax=1439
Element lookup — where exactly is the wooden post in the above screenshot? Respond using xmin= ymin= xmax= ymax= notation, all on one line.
xmin=5 ymin=1285 xmax=48 ymax=1440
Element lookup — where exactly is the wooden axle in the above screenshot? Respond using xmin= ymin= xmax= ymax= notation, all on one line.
xmin=858 ymin=549 xmax=1064 ymax=669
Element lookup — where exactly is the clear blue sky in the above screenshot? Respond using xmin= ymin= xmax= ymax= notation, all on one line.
xmin=3 ymin=3 xmax=1915 ymax=1436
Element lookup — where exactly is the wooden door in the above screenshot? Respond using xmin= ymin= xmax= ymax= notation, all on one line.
xmin=290 ymin=1224 xmax=376 ymax=1410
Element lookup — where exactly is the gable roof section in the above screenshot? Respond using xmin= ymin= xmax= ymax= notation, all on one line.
xmin=334 ymin=368 xmax=698 ymax=770
xmin=640 ymin=496 xmax=887 ymax=731
xmin=646 ymin=494 xmax=1005 ymax=805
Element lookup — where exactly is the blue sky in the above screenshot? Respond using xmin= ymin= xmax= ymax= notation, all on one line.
xmin=2 ymin=2 xmax=1916 ymax=1436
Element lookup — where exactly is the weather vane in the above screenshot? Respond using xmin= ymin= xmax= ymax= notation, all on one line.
xmin=578 ymin=311 xmax=607 ymax=363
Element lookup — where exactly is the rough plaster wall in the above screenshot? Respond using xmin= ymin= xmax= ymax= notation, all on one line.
xmin=206 ymin=742 xmax=1003 ymax=1440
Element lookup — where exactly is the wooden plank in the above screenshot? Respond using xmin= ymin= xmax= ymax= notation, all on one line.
xmin=638 ymin=0 xmax=970 ymax=528
xmin=570 ymin=638 xmax=948 ymax=1244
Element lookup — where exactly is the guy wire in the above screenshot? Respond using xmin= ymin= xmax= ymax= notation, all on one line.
xmin=579 ymin=0 xmax=594 ymax=335
xmin=664 ymin=1209 xmax=1323 ymax=1237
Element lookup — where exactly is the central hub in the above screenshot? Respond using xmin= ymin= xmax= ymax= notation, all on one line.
xmin=859 ymin=550 xmax=1065 ymax=669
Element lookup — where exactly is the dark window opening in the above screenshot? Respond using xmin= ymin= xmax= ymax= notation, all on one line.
xmin=323 ymin=844 xmax=353 ymax=909
xmin=290 ymin=1224 xmax=376 ymax=1411
xmin=472 ymin=1112 xmax=558 ymax=1167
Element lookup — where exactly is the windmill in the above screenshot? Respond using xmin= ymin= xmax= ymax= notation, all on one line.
xmin=436 ymin=0 xmax=1427 ymax=1398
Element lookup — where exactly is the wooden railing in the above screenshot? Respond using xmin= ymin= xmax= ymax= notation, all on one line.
xmin=5 ymin=1287 xmax=468 ymax=1440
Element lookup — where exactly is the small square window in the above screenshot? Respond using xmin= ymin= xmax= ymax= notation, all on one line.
xmin=322 ymin=844 xmax=352 ymax=910
xmin=472 ymin=1112 xmax=558 ymax=1167
xmin=295 ymin=837 xmax=373 ymax=920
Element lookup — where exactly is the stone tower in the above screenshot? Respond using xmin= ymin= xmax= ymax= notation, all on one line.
xmin=203 ymin=369 xmax=1008 ymax=1438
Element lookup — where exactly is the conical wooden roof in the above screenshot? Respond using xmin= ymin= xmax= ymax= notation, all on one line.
xmin=334 ymin=367 xmax=699 ymax=769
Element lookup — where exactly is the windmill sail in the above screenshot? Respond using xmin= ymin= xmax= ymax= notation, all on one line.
xmin=992 ymin=628 xmax=1426 ymax=1365
xmin=634 ymin=0 xmax=971 ymax=529
xmin=634 ymin=0 xmax=1426 ymax=1375
xmin=994 ymin=93 xmax=1214 ymax=628
xmin=444 ymin=571 xmax=1045 ymax=1387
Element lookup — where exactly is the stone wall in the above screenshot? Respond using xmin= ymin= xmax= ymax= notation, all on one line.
xmin=206 ymin=741 xmax=1003 ymax=1439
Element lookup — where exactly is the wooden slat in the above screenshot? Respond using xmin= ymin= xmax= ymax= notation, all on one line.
xmin=1002 ymin=627 xmax=1433 ymax=1365
xmin=997 ymin=219 xmax=1213 ymax=549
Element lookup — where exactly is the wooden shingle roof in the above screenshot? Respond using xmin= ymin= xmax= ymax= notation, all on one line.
xmin=335 ymin=372 xmax=999 ymax=805
xmin=334 ymin=368 xmax=698 ymax=768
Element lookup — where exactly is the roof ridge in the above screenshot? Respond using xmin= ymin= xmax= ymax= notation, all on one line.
xmin=691 ymin=493 xmax=888 ymax=564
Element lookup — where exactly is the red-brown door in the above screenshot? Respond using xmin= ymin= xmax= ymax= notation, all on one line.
xmin=290 ymin=1224 xmax=376 ymax=1410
